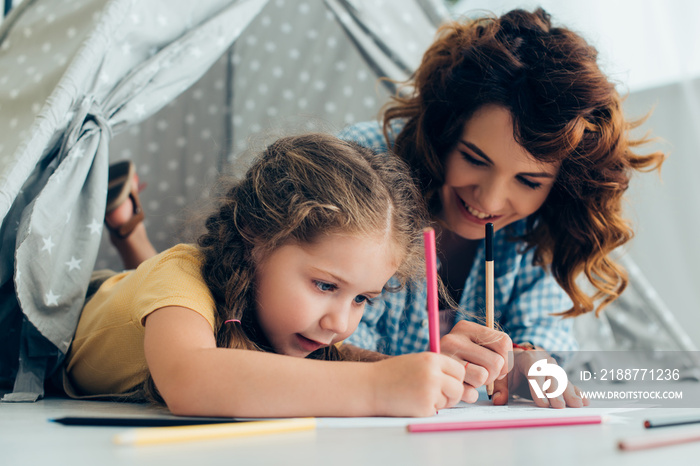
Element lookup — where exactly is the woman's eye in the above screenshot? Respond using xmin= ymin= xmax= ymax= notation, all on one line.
xmin=517 ymin=176 xmax=542 ymax=189
xmin=461 ymin=152 xmax=487 ymax=167
xmin=314 ymin=281 xmax=337 ymax=292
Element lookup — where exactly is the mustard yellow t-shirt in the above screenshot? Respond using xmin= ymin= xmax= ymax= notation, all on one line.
xmin=64 ymin=244 xmax=216 ymax=397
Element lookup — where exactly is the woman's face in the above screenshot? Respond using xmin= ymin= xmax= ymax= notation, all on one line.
xmin=438 ymin=104 xmax=559 ymax=240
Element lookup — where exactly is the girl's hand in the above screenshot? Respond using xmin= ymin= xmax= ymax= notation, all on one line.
xmin=492 ymin=348 xmax=589 ymax=408
xmin=370 ymin=352 xmax=465 ymax=417
xmin=440 ymin=320 xmax=513 ymax=402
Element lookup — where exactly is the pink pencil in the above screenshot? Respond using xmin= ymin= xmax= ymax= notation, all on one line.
xmin=407 ymin=415 xmax=604 ymax=433
xmin=423 ymin=228 xmax=440 ymax=353
xmin=618 ymin=428 xmax=700 ymax=451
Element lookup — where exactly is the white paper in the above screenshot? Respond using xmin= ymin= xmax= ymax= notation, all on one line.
xmin=316 ymin=391 xmax=646 ymax=429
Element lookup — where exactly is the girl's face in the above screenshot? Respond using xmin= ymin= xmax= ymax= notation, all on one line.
xmin=439 ymin=104 xmax=559 ymax=239
xmin=254 ymin=232 xmax=399 ymax=358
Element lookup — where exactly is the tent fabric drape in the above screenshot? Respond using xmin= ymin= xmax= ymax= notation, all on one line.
xmin=0 ymin=0 xmax=268 ymax=401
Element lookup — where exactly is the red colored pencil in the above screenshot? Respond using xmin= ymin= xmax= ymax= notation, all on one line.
xmin=423 ymin=228 xmax=440 ymax=354
xmin=407 ymin=415 xmax=604 ymax=433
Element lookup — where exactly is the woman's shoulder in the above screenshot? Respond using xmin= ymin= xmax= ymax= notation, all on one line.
xmin=502 ymin=218 xmax=527 ymax=238
xmin=494 ymin=219 xmax=531 ymax=261
xmin=338 ymin=120 xmax=406 ymax=153
xmin=337 ymin=121 xmax=385 ymax=149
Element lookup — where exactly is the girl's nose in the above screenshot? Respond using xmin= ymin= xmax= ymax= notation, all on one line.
xmin=319 ymin=303 xmax=350 ymax=335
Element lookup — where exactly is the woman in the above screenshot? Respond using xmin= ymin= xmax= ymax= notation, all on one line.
xmin=339 ymin=8 xmax=665 ymax=408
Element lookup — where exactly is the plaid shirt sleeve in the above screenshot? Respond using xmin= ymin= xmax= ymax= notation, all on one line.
xmin=499 ymin=247 xmax=578 ymax=363
xmin=343 ymin=287 xmax=390 ymax=353
xmin=337 ymin=121 xmax=388 ymax=152
xmin=344 ymin=278 xmax=432 ymax=355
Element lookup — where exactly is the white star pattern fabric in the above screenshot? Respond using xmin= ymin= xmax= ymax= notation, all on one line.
xmin=0 ymin=0 xmax=270 ymax=400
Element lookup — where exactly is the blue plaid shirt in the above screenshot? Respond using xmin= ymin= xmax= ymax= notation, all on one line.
xmin=338 ymin=121 xmax=577 ymax=358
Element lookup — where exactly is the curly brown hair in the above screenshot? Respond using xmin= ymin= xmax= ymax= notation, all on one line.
xmin=382 ymin=8 xmax=665 ymax=317
xmin=197 ymin=133 xmax=429 ymax=358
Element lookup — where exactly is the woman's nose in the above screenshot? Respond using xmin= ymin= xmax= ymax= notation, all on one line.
xmin=475 ymin=175 xmax=507 ymax=214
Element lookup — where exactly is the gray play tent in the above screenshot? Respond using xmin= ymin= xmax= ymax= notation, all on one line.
xmin=0 ymin=0 xmax=696 ymax=402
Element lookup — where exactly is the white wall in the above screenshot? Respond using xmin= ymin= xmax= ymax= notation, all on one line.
xmin=624 ymin=79 xmax=700 ymax=346
xmin=451 ymin=0 xmax=700 ymax=93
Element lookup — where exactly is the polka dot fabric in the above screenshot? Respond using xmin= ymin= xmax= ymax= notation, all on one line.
xmin=100 ymin=0 xmax=440 ymax=269
xmin=0 ymin=0 xmax=102 ymax=164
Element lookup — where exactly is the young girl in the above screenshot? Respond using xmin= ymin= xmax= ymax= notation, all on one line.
xmin=63 ymin=134 xmax=466 ymax=417
xmin=339 ymin=8 xmax=665 ymax=408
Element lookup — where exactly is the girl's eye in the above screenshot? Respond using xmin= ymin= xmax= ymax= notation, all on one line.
xmin=353 ymin=295 xmax=374 ymax=306
xmin=461 ymin=152 xmax=487 ymax=167
xmin=314 ymin=281 xmax=337 ymax=292
xmin=517 ymin=176 xmax=542 ymax=190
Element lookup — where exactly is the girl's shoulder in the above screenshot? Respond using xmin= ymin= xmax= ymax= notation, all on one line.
xmin=133 ymin=244 xmax=215 ymax=323
xmin=159 ymin=243 xmax=203 ymax=260
xmin=142 ymin=243 xmax=205 ymax=278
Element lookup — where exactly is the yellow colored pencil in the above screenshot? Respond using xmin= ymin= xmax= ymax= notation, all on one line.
xmin=113 ymin=417 xmax=317 ymax=446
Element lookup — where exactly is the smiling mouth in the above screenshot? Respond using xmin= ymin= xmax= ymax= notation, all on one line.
xmin=457 ymin=194 xmax=498 ymax=220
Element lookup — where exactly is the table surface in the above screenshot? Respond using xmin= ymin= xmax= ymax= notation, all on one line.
xmin=3 ymin=394 xmax=700 ymax=466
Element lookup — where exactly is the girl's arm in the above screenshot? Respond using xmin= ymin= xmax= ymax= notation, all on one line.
xmin=144 ymin=306 xmax=466 ymax=418
xmin=337 ymin=344 xmax=390 ymax=362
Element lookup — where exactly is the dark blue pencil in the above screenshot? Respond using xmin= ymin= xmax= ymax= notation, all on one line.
xmin=51 ymin=416 xmax=243 ymax=427
xmin=644 ymin=415 xmax=700 ymax=429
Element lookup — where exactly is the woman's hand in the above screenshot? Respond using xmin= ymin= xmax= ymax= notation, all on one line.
xmin=370 ymin=352 xmax=466 ymax=417
xmin=492 ymin=347 xmax=589 ymax=408
xmin=440 ymin=320 xmax=513 ymax=402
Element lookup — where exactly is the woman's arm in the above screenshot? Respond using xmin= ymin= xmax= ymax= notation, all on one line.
xmin=144 ymin=306 xmax=466 ymax=418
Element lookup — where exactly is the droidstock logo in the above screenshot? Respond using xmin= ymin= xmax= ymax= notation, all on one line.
xmin=527 ymin=359 xmax=568 ymax=399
